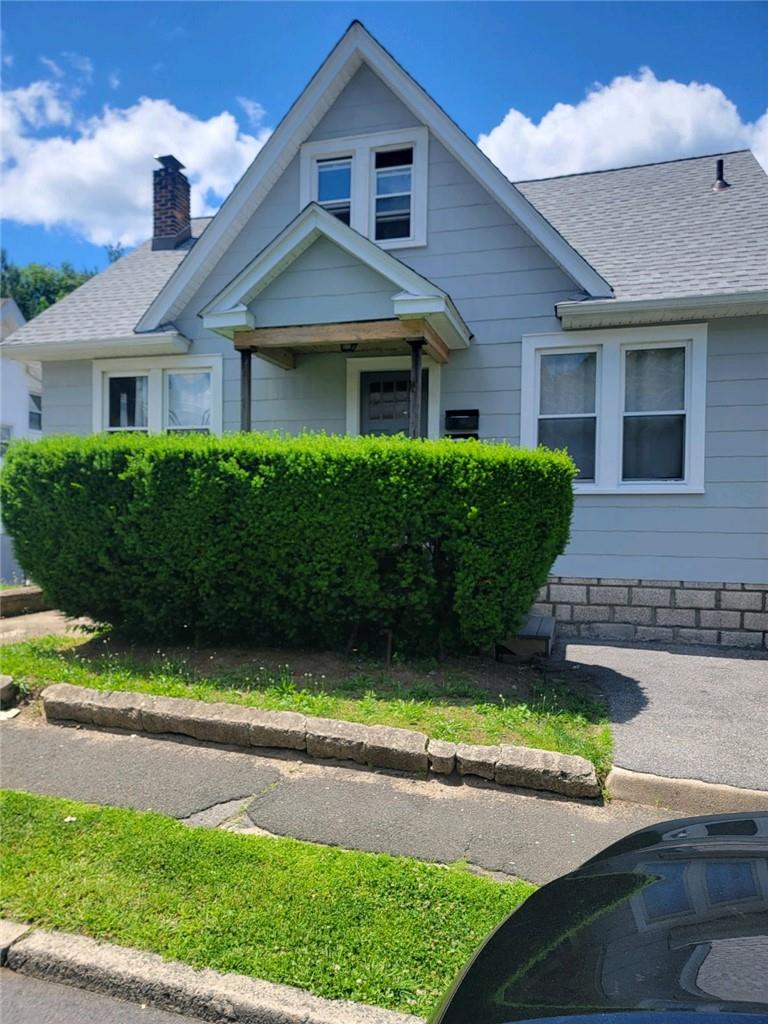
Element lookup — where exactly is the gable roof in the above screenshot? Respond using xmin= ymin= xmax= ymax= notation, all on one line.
xmin=136 ymin=21 xmax=611 ymax=333
xmin=202 ymin=202 xmax=471 ymax=350
xmin=2 ymin=218 xmax=211 ymax=359
xmin=517 ymin=150 xmax=768 ymax=302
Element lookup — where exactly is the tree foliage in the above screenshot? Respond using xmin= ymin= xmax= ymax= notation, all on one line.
xmin=0 ymin=433 xmax=575 ymax=654
xmin=0 ymin=249 xmax=95 ymax=321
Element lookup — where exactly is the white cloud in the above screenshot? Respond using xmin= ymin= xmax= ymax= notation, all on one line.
xmin=62 ymin=52 xmax=94 ymax=82
xmin=1 ymin=82 xmax=271 ymax=246
xmin=108 ymin=71 xmax=121 ymax=90
xmin=478 ymin=68 xmax=768 ymax=180
xmin=39 ymin=56 xmax=64 ymax=79
xmin=237 ymin=96 xmax=266 ymax=127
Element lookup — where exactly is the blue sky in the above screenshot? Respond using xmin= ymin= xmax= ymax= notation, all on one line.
xmin=2 ymin=1 xmax=767 ymax=270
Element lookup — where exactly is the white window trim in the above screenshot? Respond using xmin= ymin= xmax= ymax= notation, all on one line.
xmin=299 ymin=127 xmax=428 ymax=249
xmin=521 ymin=324 xmax=707 ymax=494
xmin=92 ymin=354 xmax=223 ymax=435
xmin=345 ymin=355 xmax=441 ymax=439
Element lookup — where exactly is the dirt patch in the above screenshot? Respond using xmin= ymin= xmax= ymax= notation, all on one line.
xmin=66 ymin=635 xmax=602 ymax=706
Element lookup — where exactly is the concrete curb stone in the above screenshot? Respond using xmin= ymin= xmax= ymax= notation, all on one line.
xmin=249 ymin=708 xmax=307 ymax=750
xmin=5 ymin=924 xmax=423 ymax=1024
xmin=140 ymin=695 xmax=208 ymax=738
xmin=41 ymin=682 xmax=102 ymax=725
xmin=0 ymin=920 xmax=32 ymax=965
xmin=427 ymin=739 xmax=456 ymax=775
xmin=606 ymin=766 xmax=768 ymax=814
xmin=364 ymin=725 xmax=428 ymax=773
xmin=306 ymin=717 xmax=369 ymax=764
xmin=496 ymin=745 xmax=600 ymax=798
xmin=91 ymin=690 xmax=153 ymax=731
xmin=40 ymin=684 xmax=601 ymax=801
xmin=456 ymin=743 xmax=500 ymax=780
xmin=0 ymin=673 xmax=18 ymax=709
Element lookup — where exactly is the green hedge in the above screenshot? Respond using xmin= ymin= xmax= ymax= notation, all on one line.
xmin=0 ymin=434 xmax=574 ymax=653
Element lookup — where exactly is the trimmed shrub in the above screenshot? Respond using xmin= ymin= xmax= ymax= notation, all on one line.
xmin=0 ymin=434 xmax=574 ymax=653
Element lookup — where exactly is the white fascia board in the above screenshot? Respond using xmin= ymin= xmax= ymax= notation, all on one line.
xmin=138 ymin=22 xmax=611 ymax=334
xmin=392 ymin=291 xmax=471 ymax=349
xmin=202 ymin=204 xmax=452 ymax=323
xmin=558 ymin=290 xmax=768 ymax=329
xmin=137 ymin=33 xmax=366 ymax=333
xmin=0 ymin=333 xmax=190 ymax=362
xmin=350 ymin=31 xmax=613 ymax=299
xmin=202 ymin=307 xmax=256 ymax=337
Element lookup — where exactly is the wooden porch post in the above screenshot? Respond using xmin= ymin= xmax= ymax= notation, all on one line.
xmin=240 ymin=347 xmax=252 ymax=432
xmin=408 ymin=338 xmax=425 ymax=439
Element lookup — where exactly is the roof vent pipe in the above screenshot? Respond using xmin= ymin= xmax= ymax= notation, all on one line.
xmin=712 ymin=158 xmax=731 ymax=192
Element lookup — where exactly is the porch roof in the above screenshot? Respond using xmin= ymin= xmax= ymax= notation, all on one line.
xmin=200 ymin=203 xmax=471 ymax=368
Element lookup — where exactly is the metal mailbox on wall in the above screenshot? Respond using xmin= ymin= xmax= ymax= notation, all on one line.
xmin=444 ymin=409 xmax=479 ymax=440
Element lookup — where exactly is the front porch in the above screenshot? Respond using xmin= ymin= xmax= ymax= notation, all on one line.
xmin=200 ymin=202 xmax=472 ymax=439
xmin=235 ymin=317 xmax=446 ymax=438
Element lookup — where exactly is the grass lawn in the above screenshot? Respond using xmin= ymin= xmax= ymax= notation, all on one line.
xmin=0 ymin=790 xmax=534 ymax=1016
xmin=2 ymin=633 xmax=612 ymax=775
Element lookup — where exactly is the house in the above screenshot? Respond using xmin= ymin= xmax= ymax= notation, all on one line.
xmin=1 ymin=22 xmax=766 ymax=647
xmin=1 ymin=297 xmax=41 ymax=582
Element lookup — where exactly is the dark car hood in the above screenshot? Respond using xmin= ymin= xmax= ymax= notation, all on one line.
xmin=431 ymin=812 xmax=768 ymax=1023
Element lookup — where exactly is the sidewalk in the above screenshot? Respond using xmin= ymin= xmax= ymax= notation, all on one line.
xmin=1 ymin=717 xmax=660 ymax=886
xmin=558 ymin=640 xmax=768 ymax=792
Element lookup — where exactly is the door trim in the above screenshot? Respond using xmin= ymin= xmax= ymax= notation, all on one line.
xmin=345 ymin=355 xmax=442 ymax=438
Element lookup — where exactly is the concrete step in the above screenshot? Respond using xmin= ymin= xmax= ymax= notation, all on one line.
xmin=495 ymin=613 xmax=556 ymax=661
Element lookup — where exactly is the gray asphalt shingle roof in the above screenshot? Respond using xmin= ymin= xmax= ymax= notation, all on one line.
xmin=3 ymin=218 xmax=211 ymax=346
xmin=516 ymin=150 xmax=768 ymax=300
xmin=3 ymin=151 xmax=766 ymax=350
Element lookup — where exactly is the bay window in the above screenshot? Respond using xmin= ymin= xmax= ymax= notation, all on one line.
xmin=522 ymin=325 xmax=707 ymax=493
xmin=93 ymin=356 xmax=222 ymax=435
xmin=299 ymin=127 xmax=427 ymax=248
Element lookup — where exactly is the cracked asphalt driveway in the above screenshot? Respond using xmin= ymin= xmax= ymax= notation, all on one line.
xmin=1 ymin=718 xmax=663 ymax=885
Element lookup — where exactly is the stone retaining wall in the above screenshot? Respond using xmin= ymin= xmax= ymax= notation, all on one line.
xmin=40 ymin=683 xmax=601 ymax=799
xmin=534 ymin=577 xmax=768 ymax=650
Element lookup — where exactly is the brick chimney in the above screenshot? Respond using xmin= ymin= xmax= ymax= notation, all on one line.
xmin=152 ymin=154 xmax=191 ymax=250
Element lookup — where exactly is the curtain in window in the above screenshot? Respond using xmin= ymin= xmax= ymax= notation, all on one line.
xmin=167 ymin=372 xmax=211 ymax=431
xmin=538 ymin=351 xmax=597 ymax=480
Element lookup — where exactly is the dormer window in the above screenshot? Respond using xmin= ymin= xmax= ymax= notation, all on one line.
xmin=317 ymin=157 xmax=352 ymax=225
xmin=300 ymin=127 xmax=427 ymax=249
xmin=374 ymin=147 xmax=412 ymax=240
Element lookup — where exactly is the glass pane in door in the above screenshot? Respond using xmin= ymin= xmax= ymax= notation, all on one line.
xmin=359 ymin=370 xmax=428 ymax=436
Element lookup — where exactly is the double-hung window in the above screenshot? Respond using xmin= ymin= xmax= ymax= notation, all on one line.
xmin=536 ymin=349 xmax=598 ymax=481
xmin=28 ymin=393 xmax=42 ymax=432
xmin=300 ymin=128 xmax=427 ymax=248
xmin=94 ymin=356 xmax=222 ymax=435
xmin=373 ymin=147 xmax=413 ymax=241
xmin=107 ymin=375 xmax=149 ymax=432
xmin=622 ymin=344 xmax=686 ymax=480
xmin=316 ymin=157 xmax=352 ymax=224
xmin=522 ymin=325 xmax=707 ymax=493
xmin=166 ymin=371 xmax=212 ymax=433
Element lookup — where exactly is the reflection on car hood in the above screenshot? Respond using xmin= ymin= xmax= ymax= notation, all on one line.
xmin=431 ymin=812 xmax=768 ymax=1024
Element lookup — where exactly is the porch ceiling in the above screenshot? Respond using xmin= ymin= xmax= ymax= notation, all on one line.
xmin=232 ymin=317 xmax=450 ymax=370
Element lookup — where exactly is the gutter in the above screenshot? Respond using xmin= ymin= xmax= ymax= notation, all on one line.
xmin=0 ymin=332 xmax=191 ymax=362
xmin=557 ymin=290 xmax=768 ymax=329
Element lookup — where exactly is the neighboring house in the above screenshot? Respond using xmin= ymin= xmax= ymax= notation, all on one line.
xmin=1 ymin=22 xmax=766 ymax=646
xmin=1 ymin=296 xmax=42 ymax=582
